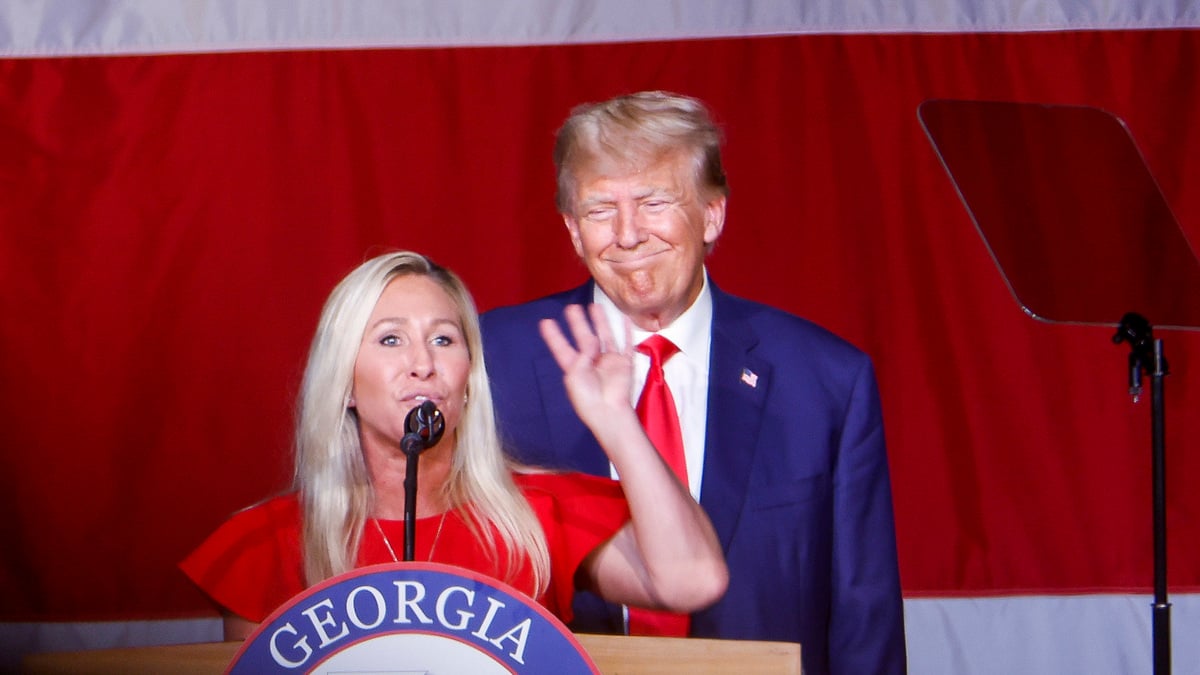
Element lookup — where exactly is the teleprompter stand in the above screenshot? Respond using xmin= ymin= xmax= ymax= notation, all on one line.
xmin=918 ymin=99 xmax=1200 ymax=675
xmin=1113 ymin=312 xmax=1170 ymax=673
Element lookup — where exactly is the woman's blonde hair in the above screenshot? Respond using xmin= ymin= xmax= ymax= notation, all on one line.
xmin=294 ymin=251 xmax=549 ymax=595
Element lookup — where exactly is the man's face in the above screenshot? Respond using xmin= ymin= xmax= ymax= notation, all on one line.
xmin=563 ymin=153 xmax=726 ymax=331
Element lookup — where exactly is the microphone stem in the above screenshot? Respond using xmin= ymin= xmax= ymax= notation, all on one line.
xmin=403 ymin=441 xmax=422 ymax=562
xmin=402 ymin=440 xmax=421 ymax=562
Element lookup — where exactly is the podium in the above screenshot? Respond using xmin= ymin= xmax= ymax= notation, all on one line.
xmin=25 ymin=563 xmax=800 ymax=673
xmin=22 ymin=634 xmax=802 ymax=674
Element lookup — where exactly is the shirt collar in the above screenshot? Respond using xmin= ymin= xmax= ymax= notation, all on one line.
xmin=591 ymin=271 xmax=713 ymax=359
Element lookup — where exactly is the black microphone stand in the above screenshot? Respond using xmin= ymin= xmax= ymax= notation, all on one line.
xmin=397 ymin=401 xmax=445 ymax=562
xmin=1113 ymin=312 xmax=1171 ymax=675
xmin=399 ymin=430 xmax=427 ymax=562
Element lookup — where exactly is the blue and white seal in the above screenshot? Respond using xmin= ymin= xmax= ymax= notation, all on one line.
xmin=227 ymin=562 xmax=599 ymax=674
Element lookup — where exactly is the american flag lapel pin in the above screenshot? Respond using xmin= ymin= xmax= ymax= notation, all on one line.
xmin=740 ymin=367 xmax=759 ymax=388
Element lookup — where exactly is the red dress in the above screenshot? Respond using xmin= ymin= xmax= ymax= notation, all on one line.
xmin=180 ymin=472 xmax=629 ymax=624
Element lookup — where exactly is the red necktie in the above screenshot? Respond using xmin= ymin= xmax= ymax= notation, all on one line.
xmin=627 ymin=334 xmax=691 ymax=637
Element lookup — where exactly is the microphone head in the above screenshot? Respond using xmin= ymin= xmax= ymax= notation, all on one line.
xmin=404 ymin=400 xmax=445 ymax=449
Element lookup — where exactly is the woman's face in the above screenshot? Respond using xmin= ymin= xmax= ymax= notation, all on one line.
xmin=351 ymin=274 xmax=470 ymax=457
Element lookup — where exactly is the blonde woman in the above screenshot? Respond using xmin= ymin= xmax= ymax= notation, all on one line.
xmin=182 ymin=251 xmax=727 ymax=639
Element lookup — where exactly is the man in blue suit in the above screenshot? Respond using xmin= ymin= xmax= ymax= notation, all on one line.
xmin=480 ymin=91 xmax=905 ymax=674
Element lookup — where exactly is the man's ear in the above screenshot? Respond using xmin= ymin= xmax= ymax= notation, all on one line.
xmin=563 ymin=214 xmax=585 ymax=257
xmin=703 ymin=196 xmax=727 ymax=245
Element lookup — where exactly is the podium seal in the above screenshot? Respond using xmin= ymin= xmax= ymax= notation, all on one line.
xmin=227 ymin=562 xmax=599 ymax=674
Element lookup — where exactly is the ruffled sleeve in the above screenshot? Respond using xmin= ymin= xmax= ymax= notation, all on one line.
xmin=179 ymin=494 xmax=307 ymax=623
xmin=514 ymin=471 xmax=630 ymax=621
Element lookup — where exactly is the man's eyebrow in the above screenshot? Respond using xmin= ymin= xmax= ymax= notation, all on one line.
xmin=635 ymin=186 xmax=674 ymax=199
xmin=578 ymin=186 xmax=675 ymax=207
xmin=578 ymin=193 xmax=616 ymax=209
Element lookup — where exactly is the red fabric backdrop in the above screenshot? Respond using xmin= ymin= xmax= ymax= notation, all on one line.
xmin=2 ymin=30 xmax=1198 ymax=621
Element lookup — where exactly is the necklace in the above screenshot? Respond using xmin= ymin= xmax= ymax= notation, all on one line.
xmin=373 ymin=511 xmax=448 ymax=563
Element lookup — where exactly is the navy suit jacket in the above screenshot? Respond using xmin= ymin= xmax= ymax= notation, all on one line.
xmin=480 ymin=281 xmax=906 ymax=674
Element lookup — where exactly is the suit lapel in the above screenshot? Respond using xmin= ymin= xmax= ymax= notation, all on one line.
xmin=700 ymin=290 xmax=770 ymax=551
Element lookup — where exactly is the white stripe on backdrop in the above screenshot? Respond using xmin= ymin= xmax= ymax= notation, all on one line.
xmin=4 ymin=594 xmax=1199 ymax=673
xmin=1 ymin=0 xmax=1199 ymax=57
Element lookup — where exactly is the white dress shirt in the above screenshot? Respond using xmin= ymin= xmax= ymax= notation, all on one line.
xmin=592 ymin=273 xmax=713 ymax=500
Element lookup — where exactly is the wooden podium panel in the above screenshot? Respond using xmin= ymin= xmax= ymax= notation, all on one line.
xmin=23 ymin=634 xmax=801 ymax=674
xmin=578 ymin=634 xmax=802 ymax=674
xmin=22 ymin=641 xmax=232 ymax=675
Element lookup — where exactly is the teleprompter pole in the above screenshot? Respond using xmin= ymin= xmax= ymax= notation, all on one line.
xmin=1113 ymin=312 xmax=1170 ymax=675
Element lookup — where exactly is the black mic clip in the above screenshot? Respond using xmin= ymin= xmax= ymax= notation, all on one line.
xmin=400 ymin=400 xmax=446 ymax=458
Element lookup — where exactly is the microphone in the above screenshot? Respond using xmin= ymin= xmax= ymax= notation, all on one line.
xmin=401 ymin=400 xmax=445 ymax=456
xmin=398 ymin=399 xmax=445 ymax=562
